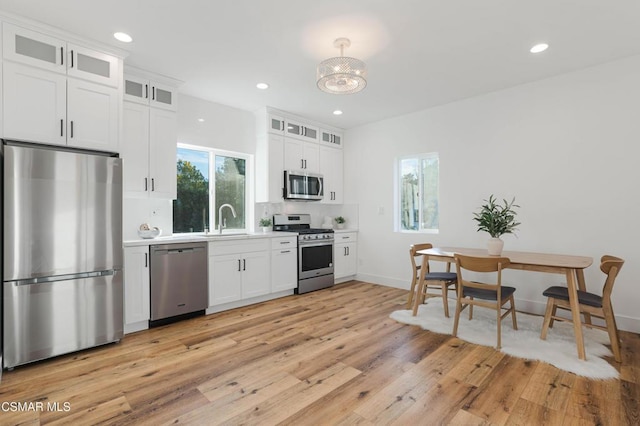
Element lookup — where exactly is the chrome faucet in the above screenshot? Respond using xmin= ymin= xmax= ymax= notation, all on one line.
xmin=218 ymin=204 xmax=237 ymax=234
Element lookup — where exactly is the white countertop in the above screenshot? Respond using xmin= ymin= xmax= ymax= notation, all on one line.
xmin=123 ymin=231 xmax=286 ymax=247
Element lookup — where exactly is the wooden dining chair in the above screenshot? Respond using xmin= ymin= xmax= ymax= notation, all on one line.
xmin=452 ymin=254 xmax=517 ymax=349
xmin=540 ymin=255 xmax=625 ymax=362
xmin=408 ymin=243 xmax=457 ymax=317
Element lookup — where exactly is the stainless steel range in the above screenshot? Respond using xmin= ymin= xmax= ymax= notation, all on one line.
xmin=273 ymin=214 xmax=334 ymax=294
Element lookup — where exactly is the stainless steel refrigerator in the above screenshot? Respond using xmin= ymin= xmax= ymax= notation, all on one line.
xmin=2 ymin=141 xmax=123 ymax=369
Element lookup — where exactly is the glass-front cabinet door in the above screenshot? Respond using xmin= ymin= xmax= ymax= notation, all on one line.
xmin=67 ymin=44 xmax=119 ymax=87
xmin=321 ymin=129 xmax=343 ymax=147
xmin=2 ymin=23 xmax=65 ymax=72
xmin=123 ymin=75 xmax=177 ymax=111
xmin=124 ymin=74 xmax=150 ymax=105
xmin=285 ymin=120 xmax=318 ymax=142
xmin=150 ymin=82 xmax=177 ymax=111
xmin=268 ymin=114 xmax=285 ymax=134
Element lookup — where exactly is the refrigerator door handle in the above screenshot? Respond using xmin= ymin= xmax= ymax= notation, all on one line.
xmin=8 ymin=270 xmax=117 ymax=286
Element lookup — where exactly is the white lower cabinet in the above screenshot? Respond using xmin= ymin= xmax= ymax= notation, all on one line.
xmin=335 ymin=232 xmax=358 ymax=280
xmin=271 ymin=236 xmax=298 ymax=292
xmin=124 ymin=246 xmax=150 ymax=330
xmin=209 ymin=239 xmax=270 ymax=306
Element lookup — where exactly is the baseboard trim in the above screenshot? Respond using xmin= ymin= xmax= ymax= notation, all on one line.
xmin=356 ymin=273 xmax=640 ymax=333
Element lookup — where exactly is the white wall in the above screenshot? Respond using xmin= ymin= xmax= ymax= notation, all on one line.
xmin=344 ymin=55 xmax=640 ymax=332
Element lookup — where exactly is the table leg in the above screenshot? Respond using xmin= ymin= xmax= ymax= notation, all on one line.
xmin=566 ymin=269 xmax=586 ymax=360
xmin=575 ymin=268 xmax=591 ymax=325
xmin=412 ymin=255 xmax=429 ymax=316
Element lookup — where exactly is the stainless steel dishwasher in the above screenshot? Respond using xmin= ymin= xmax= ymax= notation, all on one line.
xmin=150 ymin=242 xmax=208 ymax=326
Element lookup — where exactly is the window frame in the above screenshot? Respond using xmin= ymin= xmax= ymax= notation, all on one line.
xmin=174 ymin=143 xmax=254 ymax=235
xmin=394 ymin=152 xmax=440 ymax=234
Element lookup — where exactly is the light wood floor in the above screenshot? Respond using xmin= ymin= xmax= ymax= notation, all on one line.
xmin=1 ymin=281 xmax=639 ymax=425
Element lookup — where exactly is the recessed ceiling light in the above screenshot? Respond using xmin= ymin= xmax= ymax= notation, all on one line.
xmin=530 ymin=43 xmax=549 ymax=53
xmin=333 ymin=110 xmax=343 ymax=115
xmin=256 ymin=83 xmax=269 ymax=90
xmin=197 ymin=118 xmax=205 ymax=122
xmin=113 ymin=32 xmax=133 ymax=43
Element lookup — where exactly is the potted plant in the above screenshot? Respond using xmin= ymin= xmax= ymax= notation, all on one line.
xmin=473 ymin=195 xmax=520 ymax=255
xmin=335 ymin=216 xmax=346 ymax=229
xmin=259 ymin=217 xmax=272 ymax=233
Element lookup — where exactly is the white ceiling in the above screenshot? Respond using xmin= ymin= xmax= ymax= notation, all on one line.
xmin=1 ymin=0 xmax=640 ymax=129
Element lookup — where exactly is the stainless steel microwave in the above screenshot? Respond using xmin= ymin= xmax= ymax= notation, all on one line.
xmin=283 ymin=170 xmax=323 ymax=201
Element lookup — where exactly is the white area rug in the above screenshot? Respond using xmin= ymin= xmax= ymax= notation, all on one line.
xmin=391 ymin=300 xmax=619 ymax=379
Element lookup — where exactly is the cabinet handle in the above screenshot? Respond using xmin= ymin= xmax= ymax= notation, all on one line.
xmin=70 ymin=121 xmax=74 ymax=138
xmin=144 ymin=177 xmax=148 ymax=191
xmin=243 ymin=259 xmax=246 ymax=271
xmin=300 ymin=159 xmax=304 ymax=169
xmin=302 ymin=127 xmax=306 ymax=137
xmin=152 ymin=87 xmax=155 ymax=101
xmin=60 ymin=47 xmax=64 ymax=65
xmin=145 ymin=84 xmax=149 ymax=99
xmin=281 ymin=250 xmax=291 ymax=254
xmin=347 ymin=247 xmax=350 ymax=256
xmin=238 ymin=259 xmax=241 ymax=271
xmin=144 ymin=253 xmax=148 ymax=268
xmin=280 ymin=241 xmax=290 ymax=245
xmin=70 ymin=50 xmax=74 ymax=68
xmin=151 ymin=178 xmax=155 ymax=191
xmin=304 ymin=159 xmax=307 ymax=169
xmin=281 ymin=120 xmax=285 ymax=131
xmin=60 ymin=119 xmax=64 ymax=137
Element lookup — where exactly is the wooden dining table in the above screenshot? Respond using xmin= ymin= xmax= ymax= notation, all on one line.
xmin=416 ymin=247 xmax=593 ymax=360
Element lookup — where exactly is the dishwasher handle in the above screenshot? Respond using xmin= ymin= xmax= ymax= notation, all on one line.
xmin=151 ymin=244 xmax=207 ymax=256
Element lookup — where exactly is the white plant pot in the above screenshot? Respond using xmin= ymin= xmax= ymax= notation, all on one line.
xmin=261 ymin=226 xmax=270 ymax=233
xmin=336 ymin=223 xmax=345 ymax=229
xmin=487 ymin=237 xmax=504 ymax=256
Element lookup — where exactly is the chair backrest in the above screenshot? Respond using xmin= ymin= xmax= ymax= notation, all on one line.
xmin=410 ymin=243 xmax=433 ymax=280
xmin=600 ymin=255 xmax=624 ymax=302
xmin=454 ymin=254 xmax=511 ymax=293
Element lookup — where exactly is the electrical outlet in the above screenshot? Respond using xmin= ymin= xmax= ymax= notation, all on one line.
xmin=377 ymin=206 xmax=384 ymax=215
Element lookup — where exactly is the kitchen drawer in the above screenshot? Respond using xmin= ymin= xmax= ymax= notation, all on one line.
xmin=335 ymin=232 xmax=357 ymax=243
xmin=209 ymin=238 xmax=269 ymax=256
xmin=271 ymin=236 xmax=297 ymax=250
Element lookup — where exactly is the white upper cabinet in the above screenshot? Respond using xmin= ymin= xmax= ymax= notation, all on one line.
xmin=284 ymin=138 xmax=319 ymax=173
xmin=66 ymin=78 xmax=118 ymax=151
xmin=122 ymin=101 xmax=177 ymax=199
xmin=148 ymin=108 xmax=178 ymax=198
xmin=3 ymin=24 xmax=119 ymax=87
xmin=2 ymin=22 xmax=122 ymax=151
xmin=320 ymin=145 xmax=344 ymax=204
xmin=121 ymin=68 xmax=180 ymax=199
xmin=2 ymin=61 xmax=66 ymax=145
xmin=320 ymin=129 xmax=343 ymax=148
xmin=268 ymin=113 xmax=286 ymax=134
xmin=255 ymin=134 xmax=284 ymax=203
xmin=255 ymin=107 xmax=344 ymax=203
xmin=124 ymin=74 xmax=177 ymax=111
xmin=67 ymin=43 xmax=119 ymax=87
xmin=285 ymin=119 xmax=318 ymax=142
xmin=3 ymin=23 xmax=65 ymax=73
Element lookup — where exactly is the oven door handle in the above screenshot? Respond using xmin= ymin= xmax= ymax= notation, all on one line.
xmin=299 ymin=241 xmax=334 ymax=248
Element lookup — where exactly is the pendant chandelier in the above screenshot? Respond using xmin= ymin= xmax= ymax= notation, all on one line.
xmin=317 ymin=38 xmax=367 ymax=95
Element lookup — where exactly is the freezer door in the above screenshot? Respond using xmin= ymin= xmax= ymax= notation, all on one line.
xmin=3 ymin=270 xmax=123 ymax=368
xmin=3 ymin=144 xmax=122 ymax=280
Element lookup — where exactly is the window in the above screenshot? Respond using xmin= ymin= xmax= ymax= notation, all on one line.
xmin=396 ymin=153 xmax=439 ymax=232
xmin=173 ymin=144 xmax=251 ymax=233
